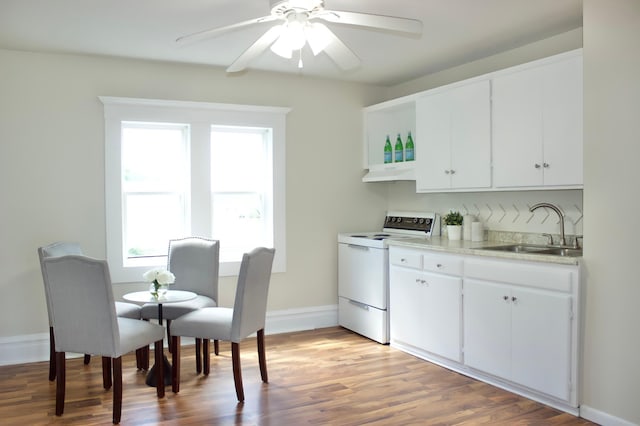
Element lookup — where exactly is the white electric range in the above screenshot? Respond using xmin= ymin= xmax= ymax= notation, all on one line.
xmin=337 ymin=211 xmax=440 ymax=343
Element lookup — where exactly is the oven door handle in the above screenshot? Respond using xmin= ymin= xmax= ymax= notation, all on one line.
xmin=348 ymin=300 xmax=370 ymax=311
xmin=347 ymin=244 xmax=370 ymax=250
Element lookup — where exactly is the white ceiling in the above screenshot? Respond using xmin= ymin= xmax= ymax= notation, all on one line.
xmin=0 ymin=0 xmax=583 ymax=86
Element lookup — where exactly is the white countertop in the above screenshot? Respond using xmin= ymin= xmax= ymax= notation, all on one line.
xmin=387 ymin=236 xmax=581 ymax=266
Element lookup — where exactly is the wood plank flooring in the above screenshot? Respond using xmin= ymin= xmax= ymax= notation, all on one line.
xmin=0 ymin=327 xmax=596 ymax=425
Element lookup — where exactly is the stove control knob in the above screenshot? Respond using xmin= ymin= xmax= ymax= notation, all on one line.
xmin=419 ymin=218 xmax=425 ymax=224
xmin=412 ymin=218 xmax=418 ymax=223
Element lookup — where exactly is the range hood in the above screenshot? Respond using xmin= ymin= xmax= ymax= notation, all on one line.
xmin=362 ymin=163 xmax=415 ymax=182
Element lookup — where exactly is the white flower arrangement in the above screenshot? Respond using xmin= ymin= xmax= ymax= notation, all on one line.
xmin=143 ymin=268 xmax=175 ymax=299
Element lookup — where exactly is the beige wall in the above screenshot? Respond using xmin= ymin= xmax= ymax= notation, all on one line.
xmin=581 ymin=1 xmax=640 ymax=424
xmin=0 ymin=48 xmax=388 ymax=337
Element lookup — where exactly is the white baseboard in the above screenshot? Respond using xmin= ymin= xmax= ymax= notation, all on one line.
xmin=580 ymin=405 xmax=637 ymax=426
xmin=0 ymin=304 xmax=339 ymax=367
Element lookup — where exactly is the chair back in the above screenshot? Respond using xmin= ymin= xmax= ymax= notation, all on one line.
xmin=168 ymin=237 xmax=219 ymax=301
xmin=231 ymin=247 xmax=275 ymax=342
xmin=41 ymin=255 xmax=121 ymax=358
xmin=38 ymin=242 xmax=83 ymax=326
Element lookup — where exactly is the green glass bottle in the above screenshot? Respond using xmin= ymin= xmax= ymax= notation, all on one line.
xmin=405 ymin=131 xmax=415 ymax=161
xmin=394 ymin=133 xmax=404 ymax=162
xmin=383 ymin=135 xmax=392 ymax=164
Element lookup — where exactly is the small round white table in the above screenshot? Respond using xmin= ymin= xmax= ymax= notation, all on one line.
xmin=123 ymin=290 xmax=197 ymax=326
xmin=123 ymin=290 xmax=197 ymax=386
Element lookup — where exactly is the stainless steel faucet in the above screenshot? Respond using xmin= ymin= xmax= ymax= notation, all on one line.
xmin=530 ymin=203 xmax=566 ymax=246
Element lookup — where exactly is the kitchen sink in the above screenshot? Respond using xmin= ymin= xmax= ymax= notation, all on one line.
xmin=479 ymin=244 xmax=582 ymax=257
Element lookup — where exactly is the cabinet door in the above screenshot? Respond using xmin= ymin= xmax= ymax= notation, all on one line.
xmin=450 ymin=80 xmax=491 ymax=189
xmin=492 ymin=66 xmax=544 ymax=188
xmin=416 ymin=80 xmax=491 ymax=191
xmin=463 ymin=279 xmax=511 ymax=379
xmin=541 ymin=55 xmax=583 ymax=186
xmin=390 ymin=266 xmax=430 ymax=349
xmin=415 ymin=91 xmax=452 ymax=190
xmin=421 ymin=271 xmax=462 ymax=361
xmin=511 ymin=286 xmax=572 ymax=400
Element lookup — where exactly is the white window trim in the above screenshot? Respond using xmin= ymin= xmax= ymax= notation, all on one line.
xmin=101 ymin=96 xmax=289 ymax=283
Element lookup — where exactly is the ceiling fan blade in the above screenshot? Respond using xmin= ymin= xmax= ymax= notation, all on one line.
xmin=321 ymin=27 xmax=360 ymax=70
xmin=317 ymin=10 xmax=422 ymax=35
xmin=227 ymin=25 xmax=283 ymax=73
xmin=176 ymin=15 xmax=279 ymax=45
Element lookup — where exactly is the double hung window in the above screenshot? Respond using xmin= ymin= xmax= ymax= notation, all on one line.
xmin=102 ymin=97 xmax=287 ymax=282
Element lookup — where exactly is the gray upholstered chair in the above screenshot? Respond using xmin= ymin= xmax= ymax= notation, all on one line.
xmin=41 ymin=254 xmax=166 ymax=424
xmin=141 ymin=236 xmax=219 ymax=373
xmin=38 ymin=242 xmax=147 ymax=380
xmin=170 ymin=247 xmax=275 ymax=402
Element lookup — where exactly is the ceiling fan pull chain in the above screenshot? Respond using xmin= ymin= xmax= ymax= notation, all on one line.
xmin=298 ymin=49 xmax=304 ymax=68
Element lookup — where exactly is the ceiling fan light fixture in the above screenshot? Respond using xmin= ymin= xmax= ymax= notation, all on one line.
xmin=305 ymin=22 xmax=331 ymax=56
xmin=270 ymin=12 xmax=308 ymax=59
xmin=270 ymin=28 xmax=294 ymax=58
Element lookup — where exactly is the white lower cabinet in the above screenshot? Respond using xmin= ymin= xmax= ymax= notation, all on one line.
xmin=389 ymin=246 xmax=580 ymax=414
xmin=390 ymin=248 xmax=462 ymax=362
xmin=464 ymin=278 xmax=572 ymax=401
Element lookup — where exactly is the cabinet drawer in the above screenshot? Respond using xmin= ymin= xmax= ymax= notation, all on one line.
xmin=465 ymin=258 xmax=574 ymax=292
xmin=389 ymin=247 xmax=422 ymax=269
xmin=422 ymin=252 xmax=464 ymax=276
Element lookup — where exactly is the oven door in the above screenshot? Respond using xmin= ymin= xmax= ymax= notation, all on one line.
xmin=338 ymin=242 xmax=388 ymax=310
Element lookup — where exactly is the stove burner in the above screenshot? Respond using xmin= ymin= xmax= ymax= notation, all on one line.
xmin=374 ymin=233 xmax=391 ymax=237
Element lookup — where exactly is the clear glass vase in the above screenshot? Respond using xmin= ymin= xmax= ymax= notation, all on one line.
xmin=149 ymin=282 xmax=169 ymax=299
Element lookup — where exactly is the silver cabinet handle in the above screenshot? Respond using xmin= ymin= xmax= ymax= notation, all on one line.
xmin=348 ymin=300 xmax=369 ymax=310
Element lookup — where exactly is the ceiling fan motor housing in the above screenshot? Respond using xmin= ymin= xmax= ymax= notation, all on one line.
xmin=270 ymin=0 xmax=324 ymax=16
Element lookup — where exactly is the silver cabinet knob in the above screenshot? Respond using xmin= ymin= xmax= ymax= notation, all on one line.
xmin=543 ymin=163 xmax=550 ymax=168
xmin=450 ymin=170 xmax=456 ymax=174
xmin=534 ymin=163 xmax=541 ymax=169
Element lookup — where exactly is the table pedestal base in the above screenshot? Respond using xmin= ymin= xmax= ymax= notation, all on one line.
xmin=145 ymin=355 xmax=172 ymax=387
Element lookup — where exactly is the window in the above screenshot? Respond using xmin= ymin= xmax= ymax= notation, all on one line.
xmin=101 ymin=97 xmax=288 ymax=283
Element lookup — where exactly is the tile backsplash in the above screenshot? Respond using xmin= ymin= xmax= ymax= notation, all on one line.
xmin=385 ymin=183 xmax=583 ymax=240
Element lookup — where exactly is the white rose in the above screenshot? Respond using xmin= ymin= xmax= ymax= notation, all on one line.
xmin=156 ymin=270 xmax=176 ymax=285
xmin=143 ymin=268 xmax=175 ymax=284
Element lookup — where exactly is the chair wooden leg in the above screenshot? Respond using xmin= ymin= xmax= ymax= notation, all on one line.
xmin=84 ymin=354 xmax=91 ymax=365
xmin=257 ymin=329 xmax=268 ymax=383
xmin=55 ymin=352 xmax=65 ymax=416
xmin=154 ymin=340 xmax=165 ymax=398
xmin=142 ymin=345 xmax=149 ymax=370
xmin=203 ymin=339 xmax=210 ymax=376
xmin=49 ymin=327 xmax=56 ymax=381
xmin=231 ymin=342 xmax=244 ymax=402
xmin=112 ymin=357 xmax=122 ymax=424
xmin=102 ymin=357 xmax=112 ymax=390
xmin=171 ymin=336 xmax=180 ymax=393
xmin=135 ymin=346 xmax=148 ymax=370
xmin=214 ymin=339 xmax=219 ymax=356
xmin=195 ymin=338 xmax=202 ymax=374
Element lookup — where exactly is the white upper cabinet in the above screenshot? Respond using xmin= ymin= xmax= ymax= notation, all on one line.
xmin=361 ymin=49 xmax=583 ymax=190
xmin=362 ymin=98 xmax=417 ymax=182
xmin=415 ymin=79 xmax=491 ymax=191
xmin=492 ymin=51 xmax=583 ymax=188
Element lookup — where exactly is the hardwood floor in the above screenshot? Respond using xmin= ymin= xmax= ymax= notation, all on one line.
xmin=0 ymin=327 xmax=596 ymax=425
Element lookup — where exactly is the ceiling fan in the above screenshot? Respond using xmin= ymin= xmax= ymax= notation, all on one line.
xmin=176 ymin=0 xmax=423 ymax=72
